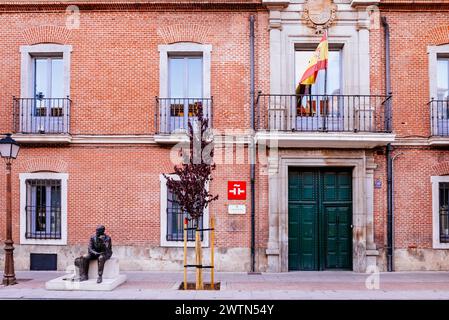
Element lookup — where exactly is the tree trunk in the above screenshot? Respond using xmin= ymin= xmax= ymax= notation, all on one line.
xmin=195 ymin=227 xmax=204 ymax=290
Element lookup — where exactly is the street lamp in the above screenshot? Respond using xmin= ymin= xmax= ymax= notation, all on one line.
xmin=0 ymin=133 xmax=20 ymax=286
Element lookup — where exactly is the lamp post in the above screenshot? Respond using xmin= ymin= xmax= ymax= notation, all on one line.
xmin=0 ymin=134 xmax=20 ymax=286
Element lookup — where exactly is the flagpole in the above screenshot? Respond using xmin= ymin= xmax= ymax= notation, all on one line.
xmin=324 ymin=29 xmax=328 ymax=97
xmin=323 ymin=29 xmax=328 ymax=130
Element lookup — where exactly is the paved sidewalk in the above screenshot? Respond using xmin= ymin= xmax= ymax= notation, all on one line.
xmin=1 ymin=271 xmax=449 ymax=299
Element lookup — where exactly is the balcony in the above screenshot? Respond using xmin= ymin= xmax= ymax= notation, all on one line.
xmin=429 ymin=99 xmax=449 ymax=145
xmin=255 ymin=93 xmax=395 ymax=148
xmin=12 ymin=97 xmax=71 ymax=143
xmin=155 ymin=97 xmax=213 ymax=144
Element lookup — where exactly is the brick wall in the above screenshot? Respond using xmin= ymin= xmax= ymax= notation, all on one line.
xmin=373 ymin=8 xmax=449 ymax=258
xmin=0 ymin=147 xmax=254 ymax=247
xmin=0 ymin=6 xmax=269 ymax=256
xmin=0 ymin=10 xmax=267 ymax=134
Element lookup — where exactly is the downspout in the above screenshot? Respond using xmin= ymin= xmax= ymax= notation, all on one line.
xmin=382 ymin=17 xmax=391 ymax=106
xmin=382 ymin=16 xmax=394 ymax=272
xmin=386 ymin=143 xmax=393 ymax=272
xmin=382 ymin=16 xmax=392 ymax=133
xmin=249 ymin=14 xmax=256 ymax=273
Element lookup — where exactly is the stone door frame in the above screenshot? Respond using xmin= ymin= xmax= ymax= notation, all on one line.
xmin=266 ymin=151 xmax=378 ymax=272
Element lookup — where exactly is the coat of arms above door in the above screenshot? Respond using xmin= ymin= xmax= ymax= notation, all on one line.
xmin=303 ymin=0 xmax=338 ymax=33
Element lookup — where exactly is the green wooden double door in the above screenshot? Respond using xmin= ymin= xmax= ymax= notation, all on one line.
xmin=288 ymin=168 xmax=353 ymax=271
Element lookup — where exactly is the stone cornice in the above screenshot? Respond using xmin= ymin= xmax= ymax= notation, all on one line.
xmin=351 ymin=0 xmax=380 ymax=7
xmin=262 ymin=0 xmax=290 ymax=9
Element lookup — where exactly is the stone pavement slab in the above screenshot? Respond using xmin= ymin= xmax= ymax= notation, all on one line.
xmin=1 ymin=271 xmax=449 ymax=300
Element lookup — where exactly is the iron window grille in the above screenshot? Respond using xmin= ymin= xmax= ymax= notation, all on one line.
xmin=439 ymin=182 xmax=449 ymax=243
xmin=166 ymin=188 xmax=203 ymax=241
xmin=25 ymin=179 xmax=62 ymax=240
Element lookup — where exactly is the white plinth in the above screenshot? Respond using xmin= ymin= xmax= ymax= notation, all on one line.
xmin=45 ymin=258 xmax=127 ymax=291
xmin=87 ymin=257 xmax=120 ymax=279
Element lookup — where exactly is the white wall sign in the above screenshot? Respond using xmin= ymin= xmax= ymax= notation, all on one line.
xmin=228 ymin=204 xmax=246 ymax=214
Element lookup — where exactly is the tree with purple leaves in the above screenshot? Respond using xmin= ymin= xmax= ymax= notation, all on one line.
xmin=164 ymin=106 xmax=218 ymax=289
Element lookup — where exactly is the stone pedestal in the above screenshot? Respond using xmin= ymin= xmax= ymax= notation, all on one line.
xmin=45 ymin=257 xmax=126 ymax=291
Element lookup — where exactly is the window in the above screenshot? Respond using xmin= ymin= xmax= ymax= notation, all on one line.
xmin=158 ymin=43 xmax=212 ymax=133
xmin=160 ymin=174 xmax=209 ymax=247
xmin=25 ymin=179 xmax=62 ymax=239
xmin=295 ymin=50 xmax=342 ymax=95
xmin=295 ymin=50 xmax=342 ymax=117
xmin=20 ymin=172 xmax=68 ymax=245
xmin=169 ymin=56 xmax=203 ymax=118
xmin=19 ymin=44 xmax=72 ymax=134
xmin=20 ymin=44 xmax=71 ymax=98
xmin=439 ymin=182 xmax=449 ymax=243
xmin=437 ymin=56 xmax=449 ymax=100
xmin=169 ymin=56 xmax=203 ymax=98
xmin=166 ymin=187 xmax=203 ymax=241
xmin=34 ymin=56 xmax=64 ymax=117
xmin=428 ymin=44 xmax=449 ymax=100
xmin=432 ymin=176 xmax=449 ymax=248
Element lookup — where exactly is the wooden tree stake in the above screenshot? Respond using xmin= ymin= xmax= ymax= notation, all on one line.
xmin=211 ymin=216 xmax=215 ymax=287
xmin=183 ymin=218 xmax=187 ymax=290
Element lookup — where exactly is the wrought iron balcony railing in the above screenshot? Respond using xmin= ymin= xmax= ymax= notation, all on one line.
xmin=429 ymin=98 xmax=449 ymax=136
xmin=256 ymin=93 xmax=392 ymax=133
xmin=13 ymin=97 xmax=71 ymax=134
xmin=155 ymin=97 xmax=213 ymax=134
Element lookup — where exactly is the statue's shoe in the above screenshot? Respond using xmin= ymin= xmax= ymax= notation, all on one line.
xmin=97 ymin=276 xmax=103 ymax=284
xmin=79 ymin=276 xmax=88 ymax=282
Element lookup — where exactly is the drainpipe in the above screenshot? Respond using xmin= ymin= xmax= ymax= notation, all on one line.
xmin=382 ymin=16 xmax=394 ymax=272
xmin=386 ymin=144 xmax=393 ymax=272
xmin=249 ymin=15 xmax=256 ymax=273
xmin=382 ymin=16 xmax=392 ymax=131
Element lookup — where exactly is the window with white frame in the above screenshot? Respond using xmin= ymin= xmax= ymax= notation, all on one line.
xmin=429 ymin=44 xmax=449 ymax=100
xmin=159 ymin=174 xmax=208 ymax=247
xmin=20 ymin=172 xmax=68 ymax=245
xmin=431 ymin=176 xmax=449 ymax=248
xmin=158 ymin=43 xmax=212 ymax=133
xmin=20 ymin=44 xmax=71 ymax=98
xmin=19 ymin=44 xmax=72 ymax=134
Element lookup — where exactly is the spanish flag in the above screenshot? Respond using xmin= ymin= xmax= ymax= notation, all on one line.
xmin=296 ymin=31 xmax=329 ymax=95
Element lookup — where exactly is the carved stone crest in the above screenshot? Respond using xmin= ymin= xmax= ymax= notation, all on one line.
xmin=303 ymin=0 xmax=337 ymax=33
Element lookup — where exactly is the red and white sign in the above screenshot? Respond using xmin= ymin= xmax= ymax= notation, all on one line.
xmin=228 ymin=181 xmax=246 ymax=200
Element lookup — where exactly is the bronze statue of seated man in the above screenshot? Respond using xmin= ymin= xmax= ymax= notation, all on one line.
xmin=75 ymin=225 xmax=112 ymax=283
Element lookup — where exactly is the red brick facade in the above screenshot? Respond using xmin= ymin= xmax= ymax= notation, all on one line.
xmin=0 ymin=0 xmax=449 ymax=272
xmin=372 ymin=4 xmax=449 ymax=270
xmin=0 ymin=1 xmax=270 ymax=271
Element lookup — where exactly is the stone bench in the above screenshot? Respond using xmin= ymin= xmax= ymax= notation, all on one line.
xmin=45 ymin=257 xmax=126 ymax=291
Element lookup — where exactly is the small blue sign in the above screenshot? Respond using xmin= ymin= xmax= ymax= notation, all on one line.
xmin=374 ymin=179 xmax=382 ymax=189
